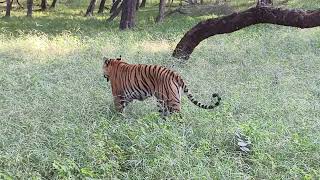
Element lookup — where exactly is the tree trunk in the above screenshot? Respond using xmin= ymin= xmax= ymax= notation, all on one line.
xmin=27 ymin=0 xmax=33 ymax=17
xmin=135 ymin=0 xmax=139 ymax=10
xmin=85 ymin=0 xmax=97 ymax=16
xmin=187 ymin=0 xmax=194 ymax=4
xmin=41 ymin=0 xmax=47 ymax=11
xmin=5 ymin=0 xmax=10 ymax=17
xmin=107 ymin=1 xmax=123 ymax=22
xmin=110 ymin=0 xmax=121 ymax=13
xmin=50 ymin=0 xmax=58 ymax=8
xmin=172 ymin=6 xmax=320 ymax=60
xmin=257 ymin=0 xmax=272 ymax=6
xmin=98 ymin=0 xmax=106 ymax=13
xmin=139 ymin=0 xmax=146 ymax=8
xmin=120 ymin=0 xmax=137 ymax=30
xmin=156 ymin=0 xmax=165 ymax=23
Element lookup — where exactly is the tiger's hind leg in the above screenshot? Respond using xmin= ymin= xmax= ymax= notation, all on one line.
xmin=157 ymin=99 xmax=182 ymax=117
xmin=166 ymin=86 xmax=182 ymax=116
xmin=157 ymin=99 xmax=169 ymax=117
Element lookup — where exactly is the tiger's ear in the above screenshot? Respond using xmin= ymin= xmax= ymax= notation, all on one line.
xmin=103 ymin=57 xmax=109 ymax=64
xmin=116 ymin=55 xmax=122 ymax=61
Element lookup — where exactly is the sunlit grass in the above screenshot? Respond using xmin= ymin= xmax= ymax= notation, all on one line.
xmin=1 ymin=1 xmax=320 ymax=179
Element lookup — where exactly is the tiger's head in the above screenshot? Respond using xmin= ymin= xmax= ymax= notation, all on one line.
xmin=102 ymin=56 xmax=122 ymax=82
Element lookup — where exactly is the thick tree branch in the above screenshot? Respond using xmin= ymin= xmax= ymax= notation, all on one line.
xmin=172 ymin=6 xmax=320 ymax=60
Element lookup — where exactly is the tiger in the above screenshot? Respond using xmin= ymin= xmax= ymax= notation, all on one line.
xmin=102 ymin=56 xmax=221 ymax=116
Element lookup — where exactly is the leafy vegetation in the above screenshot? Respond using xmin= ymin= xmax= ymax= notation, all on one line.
xmin=0 ymin=0 xmax=320 ymax=179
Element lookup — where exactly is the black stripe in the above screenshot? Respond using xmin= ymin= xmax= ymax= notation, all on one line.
xmin=132 ymin=66 xmax=142 ymax=95
xmin=140 ymin=72 xmax=151 ymax=95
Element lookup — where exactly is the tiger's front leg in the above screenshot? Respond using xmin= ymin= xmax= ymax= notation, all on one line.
xmin=113 ymin=95 xmax=129 ymax=113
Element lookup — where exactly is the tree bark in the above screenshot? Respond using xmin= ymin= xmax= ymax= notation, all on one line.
xmin=156 ymin=0 xmax=165 ymax=23
xmin=50 ymin=0 xmax=58 ymax=8
xmin=120 ymin=0 xmax=137 ymax=30
xmin=139 ymin=0 xmax=146 ymax=8
xmin=98 ymin=0 xmax=106 ymax=13
xmin=41 ymin=0 xmax=47 ymax=11
xmin=85 ymin=0 xmax=97 ymax=16
xmin=15 ymin=0 xmax=23 ymax=8
xmin=172 ymin=6 xmax=320 ymax=60
xmin=257 ymin=0 xmax=272 ymax=6
xmin=27 ymin=0 xmax=33 ymax=17
xmin=5 ymin=0 xmax=10 ymax=17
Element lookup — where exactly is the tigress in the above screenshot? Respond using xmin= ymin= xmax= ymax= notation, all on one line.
xmin=102 ymin=56 xmax=221 ymax=116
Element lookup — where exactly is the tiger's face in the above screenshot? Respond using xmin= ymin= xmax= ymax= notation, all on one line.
xmin=102 ymin=56 xmax=122 ymax=82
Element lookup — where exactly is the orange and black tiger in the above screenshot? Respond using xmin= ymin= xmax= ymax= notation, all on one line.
xmin=102 ymin=56 xmax=221 ymax=116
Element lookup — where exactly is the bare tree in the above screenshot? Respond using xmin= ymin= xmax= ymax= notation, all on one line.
xmin=156 ymin=0 xmax=165 ymax=23
xmin=86 ymin=0 xmax=97 ymax=16
xmin=120 ymin=0 xmax=137 ymax=30
xmin=27 ymin=0 xmax=33 ymax=17
xmin=5 ymin=0 xmax=10 ymax=17
xmin=50 ymin=0 xmax=58 ymax=8
xmin=41 ymin=0 xmax=47 ymax=11
xmin=98 ymin=0 xmax=107 ymax=13
xmin=173 ymin=6 xmax=320 ymax=60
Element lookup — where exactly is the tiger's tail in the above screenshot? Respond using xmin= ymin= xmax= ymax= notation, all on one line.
xmin=180 ymin=79 xmax=221 ymax=109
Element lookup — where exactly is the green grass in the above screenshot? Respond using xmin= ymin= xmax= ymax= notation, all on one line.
xmin=1 ymin=1 xmax=320 ymax=179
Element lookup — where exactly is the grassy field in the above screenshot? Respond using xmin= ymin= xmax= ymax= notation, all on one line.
xmin=1 ymin=0 xmax=320 ymax=179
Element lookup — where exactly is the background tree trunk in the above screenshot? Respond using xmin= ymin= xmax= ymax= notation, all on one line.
xmin=135 ymin=0 xmax=139 ymax=10
xmin=50 ymin=0 xmax=58 ymax=8
xmin=120 ymin=0 xmax=137 ymax=30
xmin=257 ymin=0 xmax=272 ymax=6
xmin=41 ymin=0 xmax=47 ymax=11
xmin=107 ymin=2 xmax=123 ymax=22
xmin=187 ymin=0 xmax=194 ymax=4
xmin=173 ymin=6 xmax=320 ymax=60
xmin=5 ymin=0 xmax=11 ymax=17
xmin=110 ymin=0 xmax=121 ymax=13
xmin=156 ymin=0 xmax=165 ymax=23
xmin=85 ymin=0 xmax=97 ymax=16
xmin=98 ymin=0 xmax=106 ymax=13
xmin=27 ymin=0 xmax=33 ymax=17
xmin=139 ymin=0 xmax=146 ymax=8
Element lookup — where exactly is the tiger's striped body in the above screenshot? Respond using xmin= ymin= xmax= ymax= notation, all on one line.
xmin=103 ymin=57 xmax=221 ymax=116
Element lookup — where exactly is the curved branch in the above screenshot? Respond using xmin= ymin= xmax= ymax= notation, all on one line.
xmin=172 ymin=6 xmax=320 ymax=60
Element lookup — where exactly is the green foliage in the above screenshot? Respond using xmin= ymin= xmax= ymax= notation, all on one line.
xmin=1 ymin=0 xmax=320 ymax=179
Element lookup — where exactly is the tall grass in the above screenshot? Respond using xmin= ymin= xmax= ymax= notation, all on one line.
xmin=1 ymin=1 xmax=320 ymax=179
